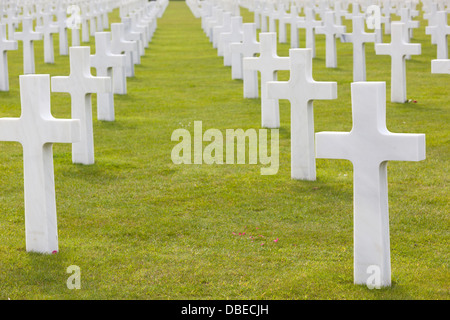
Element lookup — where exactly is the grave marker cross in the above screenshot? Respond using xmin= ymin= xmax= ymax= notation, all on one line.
xmin=340 ymin=16 xmax=376 ymax=81
xmin=14 ymin=17 xmax=43 ymax=74
xmin=425 ymin=11 xmax=450 ymax=59
xmin=111 ymin=23 xmax=138 ymax=86
xmin=90 ymin=32 xmax=126 ymax=121
xmin=315 ymin=11 xmax=346 ymax=68
xmin=316 ymin=82 xmax=426 ymax=287
xmin=229 ymin=23 xmax=260 ymax=92
xmin=243 ymin=32 xmax=290 ymax=128
xmin=267 ymin=49 xmax=337 ymax=180
xmin=297 ymin=8 xmax=322 ymax=58
xmin=219 ymin=16 xmax=243 ymax=66
xmin=281 ymin=5 xmax=303 ymax=49
xmin=0 ymin=74 xmax=80 ymax=254
xmin=55 ymin=9 xmax=69 ymax=55
xmin=51 ymin=47 xmax=111 ymax=165
xmin=375 ymin=22 xmax=421 ymax=103
xmin=0 ymin=23 xmax=18 ymax=91
xmin=36 ymin=13 xmax=59 ymax=63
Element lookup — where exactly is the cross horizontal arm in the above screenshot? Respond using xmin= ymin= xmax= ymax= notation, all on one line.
xmin=309 ymin=81 xmax=337 ymax=101
xmin=0 ymin=118 xmax=21 ymax=142
xmin=51 ymin=76 xmax=111 ymax=94
xmin=266 ymin=80 xmax=291 ymax=100
xmin=41 ymin=119 xmax=80 ymax=144
xmin=315 ymin=132 xmax=352 ymax=161
xmin=379 ymin=132 xmax=426 ymax=162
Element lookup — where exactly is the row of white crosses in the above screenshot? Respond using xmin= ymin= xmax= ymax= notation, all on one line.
xmin=0 ymin=0 xmax=165 ymax=87
xmin=0 ymin=0 xmax=114 ymax=89
xmin=244 ymin=0 xmax=449 ymax=73
xmin=195 ymin=0 xmax=428 ymax=287
xmin=0 ymin=0 xmax=167 ymax=254
xmin=424 ymin=4 xmax=450 ymax=73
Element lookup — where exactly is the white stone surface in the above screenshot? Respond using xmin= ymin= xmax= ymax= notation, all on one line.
xmin=14 ymin=17 xmax=43 ymax=74
xmin=315 ymin=11 xmax=346 ymax=68
xmin=71 ymin=24 xmax=81 ymax=47
xmin=51 ymin=47 xmax=111 ymax=165
xmin=80 ymin=4 xmax=90 ymax=43
xmin=243 ymin=32 xmax=290 ymax=128
xmin=281 ymin=5 xmax=303 ymax=49
xmin=340 ymin=16 xmax=376 ymax=82
xmin=0 ymin=74 xmax=80 ymax=254
xmin=4 ymin=8 xmax=19 ymax=40
xmin=0 ymin=23 xmax=18 ymax=91
xmin=272 ymin=3 xmax=289 ymax=43
xmin=297 ymin=8 xmax=322 ymax=57
xmin=219 ymin=16 xmax=242 ymax=67
xmin=425 ymin=11 xmax=450 ymax=59
xmin=213 ymin=11 xmax=231 ymax=50
xmin=267 ymin=49 xmax=337 ymax=180
xmin=316 ymin=82 xmax=426 ymax=287
xmin=375 ymin=22 xmax=421 ymax=103
xmin=111 ymin=23 xmax=138 ymax=79
xmin=55 ymin=9 xmax=69 ymax=56
xmin=399 ymin=7 xmax=419 ymax=42
xmin=431 ymin=59 xmax=450 ymax=74
xmin=334 ymin=0 xmax=348 ymax=25
xmin=36 ymin=13 xmax=58 ymax=64
xmin=229 ymin=23 xmax=260 ymax=89
xmin=90 ymin=32 xmax=126 ymax=121
xmin=122 ymin=17 xmax=145 ymax=57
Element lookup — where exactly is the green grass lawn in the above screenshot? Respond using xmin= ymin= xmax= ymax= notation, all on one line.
xmin=0 ymin=1 xmax=448 ymax=299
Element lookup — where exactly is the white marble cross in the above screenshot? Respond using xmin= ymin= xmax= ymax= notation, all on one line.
xmin=55 ymin=9 xmax=69 ymax=56
xmin=80 ymin=4 xmax=90 ymax=43
xmin=381 ymin=0 xmax=395 ymax=34
xmin=266 ymin=2 xmax=277 ymax=33
xmin=229 ymin=23 xmax=260 ymax=89
xmin=272 ymin=3 xmax=289 ymax=43
xmin=423 ymin=2 xmax=439 ymax=41
xmin=375 ymin=22 xmax=421 ymax=103
xmin=122 ymin=17 xmax=145 ymax=57
xmin=253 ymin=1 xmax=262 ymax=29
xmin=90 ymin=32 xmax=126 ymax=121
xmin=122 ymin=18 xmax=145 ymax=64
xmin=345 ymin=1 xmax=364 ymax=20
xmin=36 ymin=13 xmax=58 ymax=63
xmin=129 ymin=13 xmax=150 ymax=48
xmin=4 ymin=8 xmax=19 ymax=40
xmin=399 ymin=7 xmax=419 ymax=42
xmin=213 ymin=11 xmax=231 ymax=50
xmin=111 ymin=23 xmax=138 ymax=80
xmin=281 ymin=5 xmax=303 ymax=49
xmin=333 ymin=0 xmax=348 ymax=25
xmin=267 ymin=49 xmax=337 ymax=180
xmin=297 ymin=7 xmax=322 ymax=58
xmin=219 ymin=16 xmax=243 ymax=67
xmin=205 ymin=7 xmax=223 ymax=41
xmin=259 ymin=2 xmax=270 ymax=32
xmin=315 ymin=82 xmax=426 ymax=287
xmin=70 ymin=14 xmax=81 ymax=47
xmin=89 ymin=2 xmax=98 ymax=36
xmin=243 ymin=32 xmax=290 ymax=128
xmin=0 ymin=23 xmax=18 ymax=91
xmin=0 ymin=74 xmax=80 ymax=254
xmin=340 ymin=16 xmax=376 ymax=81
xmin=315 ymin=11 xmax=346 ymax=68
xmin=51 ymin=47 xmax=111 ymax=165
xmin=14 ymin=17 xmax=43 ymax=74
xmin=426 ymin=11 xmax=450 ymax=60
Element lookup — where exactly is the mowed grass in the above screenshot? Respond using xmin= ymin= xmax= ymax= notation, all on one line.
xmin=0 ymin=2 xmax=448 ymax=299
